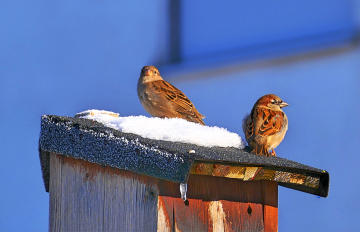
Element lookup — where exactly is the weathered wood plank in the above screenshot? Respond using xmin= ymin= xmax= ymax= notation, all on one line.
xmin=220 ymin=201 xmax=264 ymax=232
xmin=157 ymin=197 xmax=173 ymax=232
xmin=49 ymin=151 xmax=62 ymax=232
xmin=157 ymin=176 xmax=277 ymax=232
xmin=160 ymin=197 xmax=210 ymax=232
xmin=262 ymin=181 xmax=278 ymax=232
xmin=158 ymin=175 xmax=275 ymax=205
xmin=60 ymin=154 xmax=105 ymax=231
xmin=49 ymin=153 xmax=159 ymax=232
xmin=158 ymin=198 xmax=264 ymax=232
xmin=103 ymin=166 xmax=159 ymax=232
xmin=49 ymin=153 xmax=277 ymax=232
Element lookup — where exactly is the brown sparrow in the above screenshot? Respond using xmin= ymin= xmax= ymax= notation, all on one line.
xmin=137 ymin=66 xmax=205 ymax=125
xmin=243 ymin=94 xmax=288 ymax=156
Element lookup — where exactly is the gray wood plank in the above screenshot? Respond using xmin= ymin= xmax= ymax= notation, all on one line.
xmin=49 ymin=153 xmax=159 ymax=232
xmin=49 ymin=152 xmax=62 ymax=232
xmin=103 ymin=166 xmax=159 ymax=232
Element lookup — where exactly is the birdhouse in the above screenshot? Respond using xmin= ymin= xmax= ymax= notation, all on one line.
xmin=39 ymin=115 xmax=329 ymax=232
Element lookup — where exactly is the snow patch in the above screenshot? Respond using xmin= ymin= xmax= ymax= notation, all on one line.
xmin=77 ymin=110 xmax=244 ymax=148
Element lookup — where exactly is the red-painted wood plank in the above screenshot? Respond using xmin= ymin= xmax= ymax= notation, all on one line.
xmin=157 ymin=176 xmax=278 ymax=232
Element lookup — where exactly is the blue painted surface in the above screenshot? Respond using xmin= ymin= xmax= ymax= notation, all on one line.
xmin=0 ymin=1 xmax=169 ymax=231
xmin=0 ymin=0 xmax=359 ymax=231
xmin=182 ymin=0 xmax=356 ymax=60
xmin=173 ymin=48 xmax=360 ymax=231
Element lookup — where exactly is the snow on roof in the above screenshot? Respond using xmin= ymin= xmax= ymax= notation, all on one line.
xmin=76 ymin=110 xmax=244 ymax=148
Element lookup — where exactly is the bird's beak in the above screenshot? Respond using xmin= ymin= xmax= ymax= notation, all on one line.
xmin=143 ymin=69 xmax=151 ymax=76
xmin=279 ymin=102 xmax=289 ymax=108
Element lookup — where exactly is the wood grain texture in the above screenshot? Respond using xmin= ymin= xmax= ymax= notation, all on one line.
xmin=158 ymin=197 xmax=265 ymax=232
xmin=262 ymin=181 xmax=278 ymax=232
xmin=49 ymin=153 xmax=159 ymax=232
xmin=48 ymin=153 xmax=277 ymax=232
xmin=158 ymin=175 xmax=277 ymax=207
xmin=157 ymin=175 xmax=278 ymax=232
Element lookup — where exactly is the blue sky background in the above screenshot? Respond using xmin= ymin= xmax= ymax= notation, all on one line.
xmin=1 ymin=0 xmax=360 ymax=231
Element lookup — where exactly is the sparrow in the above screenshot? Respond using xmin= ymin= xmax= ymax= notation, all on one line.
xmin=137 ymin=66 xmax=205 ymax=125
xmin=243 ymin=94 xmax=288 ymax=156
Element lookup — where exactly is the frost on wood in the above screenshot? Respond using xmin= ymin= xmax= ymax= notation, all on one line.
xmin=77 ymin=110 xmax=245 ymax=149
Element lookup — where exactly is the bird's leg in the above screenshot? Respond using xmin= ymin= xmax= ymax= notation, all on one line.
xmin=251 ymin=145 xmax=271 ymax=157
xmin=257 ymin=145 xmax=264 ymax=156
xmin=265 ymin=149 xmax=271 ymax=157
xmin=271 ymin=149 xmax=277 ymax=156
xmin=251 ymin=146 xmax=258 ymax=155
xmin=261 ymin=146 xmax=269 ymax=157
xmin=261 ymin=146 xmax=270 ymax=157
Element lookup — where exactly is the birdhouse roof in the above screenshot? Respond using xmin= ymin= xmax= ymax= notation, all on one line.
xmin=39 ymin=115 xmax=329 ymax=197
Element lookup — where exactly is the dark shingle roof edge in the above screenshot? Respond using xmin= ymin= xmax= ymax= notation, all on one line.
xmin=39 ymin=115 xmax=329 ymax=197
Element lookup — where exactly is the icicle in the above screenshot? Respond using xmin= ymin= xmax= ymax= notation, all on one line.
xmin=180 ymin=183 xmax=189 ymax=205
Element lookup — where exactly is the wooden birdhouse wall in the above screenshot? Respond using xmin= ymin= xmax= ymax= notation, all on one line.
xmin=49 ymin=153 xmax=277 ymax=232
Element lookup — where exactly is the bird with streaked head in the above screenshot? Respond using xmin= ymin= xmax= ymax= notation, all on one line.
xmin=137 ymin=66 xmax=205 ymax=125
xmin=243 ymin=94 xmax=288 ymax=156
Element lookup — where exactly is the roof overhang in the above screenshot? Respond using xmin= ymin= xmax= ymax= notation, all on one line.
xmin=39 ymin=115 xmax=329 ymax=197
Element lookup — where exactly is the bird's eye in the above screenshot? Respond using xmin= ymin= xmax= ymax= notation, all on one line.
xmin=271 ymin=100 xmax=275 ymax=104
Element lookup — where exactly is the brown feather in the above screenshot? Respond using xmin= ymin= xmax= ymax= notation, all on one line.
xmin=244 ymin=94 xmax=288 ymax=156
xmin=137 ymin=66 xmax=205 ymax=125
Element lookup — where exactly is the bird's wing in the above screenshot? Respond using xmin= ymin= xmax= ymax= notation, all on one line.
xmin=243 ymin=114 xmax=253 ymax=140
xmin=253 ymin=108 xmax=285 ymax=136
xmin=152 ymin=80 xmax=205 ymax=124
